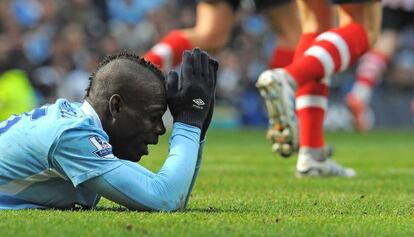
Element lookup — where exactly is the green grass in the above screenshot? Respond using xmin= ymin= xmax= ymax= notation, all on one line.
xmin=1 ymin=130 xmax=413 ymax=237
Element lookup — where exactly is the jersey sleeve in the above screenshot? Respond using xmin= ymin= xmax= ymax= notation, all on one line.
xmin=82 ymin=122 xmax=202 ymax=211
xmin=50 ymin=128 xmax=123 ymax=187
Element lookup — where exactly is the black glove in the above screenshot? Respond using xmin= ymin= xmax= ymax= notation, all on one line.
xmin=167 ymin=48 xmax=215 ymax=129
xmin=200 ymin=58 xmax=219 ymax=140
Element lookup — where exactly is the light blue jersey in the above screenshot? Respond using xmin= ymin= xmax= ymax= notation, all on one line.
xmin=0 ymin=99 xmax=203 ymax=211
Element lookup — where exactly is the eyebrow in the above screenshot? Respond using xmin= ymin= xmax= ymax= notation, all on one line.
xmin=147 ymin=104 xmax=164 ymax=109
xmin=146 ymin=105 xmax=166 ymax=113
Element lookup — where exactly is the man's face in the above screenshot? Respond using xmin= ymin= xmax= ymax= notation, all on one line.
xmin=109 ymin=84 xmax=167 ymax=162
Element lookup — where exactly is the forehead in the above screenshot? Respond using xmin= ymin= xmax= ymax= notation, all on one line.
xmin=128 ymin=93 xmax=166 ymax=118
xmin=135 ymin=82 xmax=167 ymax=114
xmin=141 ymin=79 xmax=167 ymax=108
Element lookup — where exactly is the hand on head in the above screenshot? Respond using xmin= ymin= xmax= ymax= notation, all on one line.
xmin=166 ymin=48 xmax=218 ymax=136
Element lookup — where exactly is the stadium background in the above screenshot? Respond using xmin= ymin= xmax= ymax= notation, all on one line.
xmin=0 ymin=0 xmax=413 ymax=129
xmin=0 ymin=1 xmax=414 ymax=236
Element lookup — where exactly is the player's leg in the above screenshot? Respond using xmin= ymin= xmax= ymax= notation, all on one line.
xmin=257 ymin=1 xmax=333 ymax=155
xmin=285 ymin=1 xmax=380 ymax=88
xmin=144 ymin=0 xmax=237 ymax=71
xmin=260 ymin=0 xmax=301 ymax=68
xmin=293 ymin=0 xmax=335 ymax=59
xmin=336 ymin=1 xmax=381 ymax=46
xmin=292 ymin=0 xmax=334 ymax=169
xmin=294 ymin=0 xmax=380 ymax=176
xmin=289 ymin=1 xmax=356 ymax=177
xmin=258 ymin=0 xmax=381 ymax=176
xmin=346 ymin=6 xmax=400 ymax=131
xmin=256 ymin=1 xmax=334 ymax=157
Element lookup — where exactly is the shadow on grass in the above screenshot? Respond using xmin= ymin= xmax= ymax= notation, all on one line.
xmin=35 ymin=206 xmax=130 ymax=212
xmin=184 ymin=206 xmax=259 ymax=214
xmin=57 ymin=206 xmax=259 ymax=214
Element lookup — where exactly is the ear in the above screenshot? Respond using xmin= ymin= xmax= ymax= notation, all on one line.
xmin=108 ymin=94 xmax=123 ymax=119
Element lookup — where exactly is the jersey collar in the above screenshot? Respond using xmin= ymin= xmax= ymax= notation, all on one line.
xmin=81 ymin=100 xmax=103 ymax=129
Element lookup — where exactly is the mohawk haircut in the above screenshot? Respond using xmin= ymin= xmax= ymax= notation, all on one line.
xmin=85 ymin=51 xmax=164 ymax=98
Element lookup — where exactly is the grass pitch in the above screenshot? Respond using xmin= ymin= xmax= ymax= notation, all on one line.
xmin=0 ymin=130 xmax=413 ymax=237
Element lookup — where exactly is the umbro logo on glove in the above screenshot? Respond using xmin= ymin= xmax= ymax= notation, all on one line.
xmin=192 ymin=98 xmax=205 ymax=110
xmin=166 ymin=48 xmax=218 ymax=129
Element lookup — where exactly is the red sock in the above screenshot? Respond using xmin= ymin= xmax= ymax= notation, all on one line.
xmin=144 ymin=30 xmax=193 ymax=71
xmin=296 ymin=82 xmax=328 ymax=149
xmin=292 ymin=33 xmax=324 ymax=150
xmin=268 ymin=47 xmax=294 ymax=68
xmin=349 ymin=50 xmax=389 ymax=103
xmin=294 ymin=33 xmax=318 ymax=61
xmin=292 ymin=33 xmax=325 ymax=150
xmin=286 ymin=22 xmax=369 ymax=87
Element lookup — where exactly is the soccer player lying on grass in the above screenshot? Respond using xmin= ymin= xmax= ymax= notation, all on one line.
xmin=0 ymin=48 xmax=218 ymax=211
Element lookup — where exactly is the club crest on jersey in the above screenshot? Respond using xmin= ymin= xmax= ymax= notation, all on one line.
xmin=89 ymin=135 xmax=114 ymax=158
xmin=59 ymin=101 xmax=78 ymax=118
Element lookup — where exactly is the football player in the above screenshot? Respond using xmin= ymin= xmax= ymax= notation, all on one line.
xmin=256 ymin=0 xmax=381 ymax=177
xmin=346 ymin=0 xmax=414 ymax=131
xmin=0 ymin=48 xmax=218 ymax=210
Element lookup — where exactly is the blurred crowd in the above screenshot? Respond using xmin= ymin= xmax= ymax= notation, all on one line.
xmin=0 ymin=0 xmax=273 ymax=125
xmin=0 ymin=0 xmax=182 ymax=104
xmin=0 ymin=0 xmax=413 ymax=127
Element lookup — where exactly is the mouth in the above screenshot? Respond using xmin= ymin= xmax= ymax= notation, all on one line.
xmin=140 ymin=139 xmax=158 ymax=157
xmin=141 ymin=144 xmax=149 ymax=155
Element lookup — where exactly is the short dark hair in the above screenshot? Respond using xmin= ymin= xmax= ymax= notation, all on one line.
xmin=85 ymin=51 xmax=164 ymax=98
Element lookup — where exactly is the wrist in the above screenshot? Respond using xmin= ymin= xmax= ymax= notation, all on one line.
xmin=172 ymin=122 xmax=202 ymax=137
xmin=173 ymin=113 xmax=204 ymax=129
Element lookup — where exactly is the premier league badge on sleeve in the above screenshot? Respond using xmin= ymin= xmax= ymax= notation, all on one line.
xmin=89 ymin=135 xmax=115 ymax=158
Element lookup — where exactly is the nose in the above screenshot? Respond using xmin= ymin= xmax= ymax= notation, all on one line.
xmin=155 ymin=120 xmax=166 ymax=136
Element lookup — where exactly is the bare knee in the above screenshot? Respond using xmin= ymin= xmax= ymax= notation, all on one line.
xmin=338 ymin=2 xmax=382 ymax=46
xmin=181 ymin=1 xmax=235 ymax=51
xmin=262 ymin=3 xmax=301 ymax=48
xmin=296 ymin=0 xmax=335 ymax=34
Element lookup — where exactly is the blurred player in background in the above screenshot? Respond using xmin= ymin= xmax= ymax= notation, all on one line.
xmin=256 ymin=0 xmax=381 ymax=177
xmin=0 ymin=70 xmax=36 ymax=122
xmin=0 ymin=33 xmax=37 ymax=121
xmin=144 ymin=0 xmax=301 ymax=71
xmin=346 ymin=0 xmax=414 ymax=132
